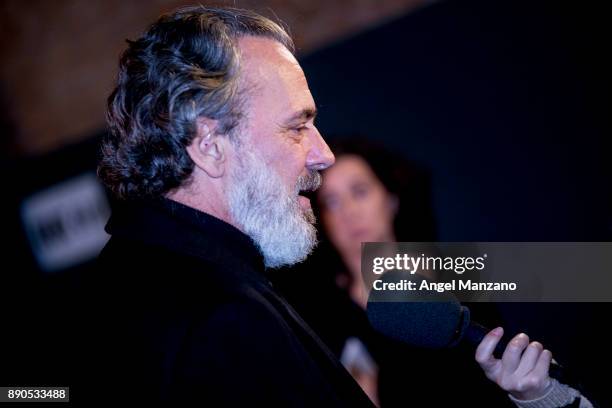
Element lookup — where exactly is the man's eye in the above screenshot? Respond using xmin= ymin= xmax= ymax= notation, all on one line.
xmin=293 ymin=125 xmax=307 ymax=133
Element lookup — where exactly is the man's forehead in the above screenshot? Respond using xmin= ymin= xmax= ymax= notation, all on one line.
xmin=237 ymin=36 xmax=314 ymax=119
xmin=238 ymin=36 xmax=297 ymax=67
xmin=237 ymin=36 xmax=307 ymax=87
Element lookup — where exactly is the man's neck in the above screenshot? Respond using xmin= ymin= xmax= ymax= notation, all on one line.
xmin=165 ymin=184 xmax=236 ymax=231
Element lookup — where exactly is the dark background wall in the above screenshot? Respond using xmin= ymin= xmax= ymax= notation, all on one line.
xmin=301 ymin=0 xmax=610 ymax=242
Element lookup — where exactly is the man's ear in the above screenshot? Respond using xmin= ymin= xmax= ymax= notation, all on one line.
xmin=186 ymin=118 xmax=226 ymax=178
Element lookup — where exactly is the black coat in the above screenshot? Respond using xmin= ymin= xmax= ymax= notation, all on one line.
xmin=71 ymin=198 xmax=375 ymax=406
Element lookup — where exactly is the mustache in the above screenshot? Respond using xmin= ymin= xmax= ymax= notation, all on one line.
xmin=296 ymin=170 xmax=321 ymax=194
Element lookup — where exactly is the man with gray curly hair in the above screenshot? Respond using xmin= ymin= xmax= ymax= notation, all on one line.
xmin=86 ymin=5 xmax=374 ymax=406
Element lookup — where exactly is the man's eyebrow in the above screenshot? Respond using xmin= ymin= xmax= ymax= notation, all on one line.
xmin=284 ymin=108 xmax=318 ymax=124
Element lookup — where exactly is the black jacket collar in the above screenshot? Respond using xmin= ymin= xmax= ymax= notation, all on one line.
xmin=105 ymin=197 xmax=266 ymax=275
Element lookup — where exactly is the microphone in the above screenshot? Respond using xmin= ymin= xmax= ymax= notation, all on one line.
xmin=365 ymin=273 xmax=564 ymax=379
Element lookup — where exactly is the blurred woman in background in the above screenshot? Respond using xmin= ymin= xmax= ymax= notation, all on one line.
xmin=315 ymin=139 xmax=435 ymax=309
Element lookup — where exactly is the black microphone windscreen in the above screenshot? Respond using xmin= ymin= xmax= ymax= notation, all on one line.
xmin=367 ymin=300 xmax=464 ymax=348
xmin=366 ymin=281 xmax=470 ymax=349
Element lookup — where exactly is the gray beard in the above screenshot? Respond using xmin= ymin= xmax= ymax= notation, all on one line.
xmin=227 ymin=147 xmax=320 ymax=268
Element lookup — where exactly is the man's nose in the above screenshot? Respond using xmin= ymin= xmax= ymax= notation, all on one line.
xmin=305 ymin=127 xmax=335 ymax=171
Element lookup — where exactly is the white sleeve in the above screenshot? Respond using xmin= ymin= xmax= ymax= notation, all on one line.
xmin=508 ymin=378 xmax=593 ymax=408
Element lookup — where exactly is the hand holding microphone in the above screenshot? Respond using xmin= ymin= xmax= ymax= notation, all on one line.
xmin=475 ymin=327 xmax=554 ymax=401
xmin=366 ymin=272 xmax=567 ymax=402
